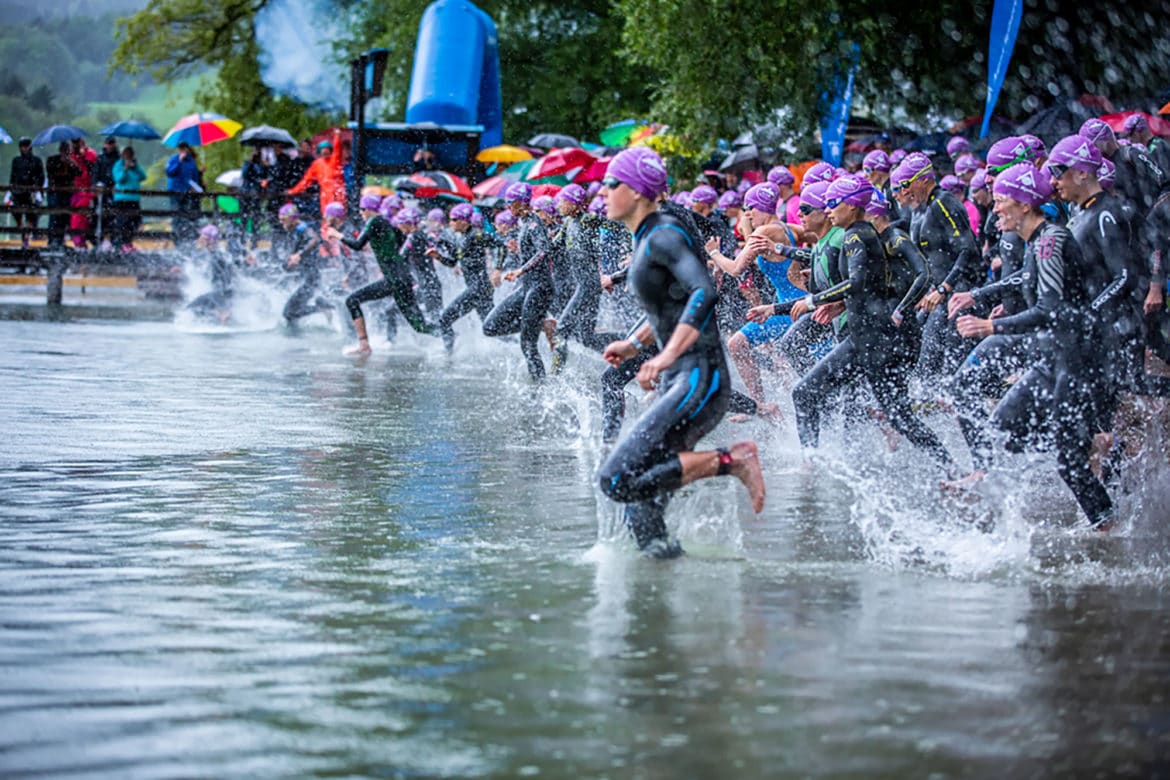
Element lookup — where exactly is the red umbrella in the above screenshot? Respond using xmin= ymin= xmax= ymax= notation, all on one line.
xmin=472 ymin=175 xmax=511 ymax=197
xmin=532 ymin=183 xmax=563 ymax=199
xmin=573 ymin=156 xmax=613 ymax=183
xmin=1100 ymin=111 xmax=1170 ymax=138
xmin=400 ymin=171 xmax=474 ymax=200
xmin=527 ymin=147 xmax=597 ymax=180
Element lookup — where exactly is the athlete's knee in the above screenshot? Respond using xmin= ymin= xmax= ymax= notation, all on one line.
xmin=344 ymin=294 xmax=363 ymax=321
xmin=728 ymin=331 xmax=749 ymax=354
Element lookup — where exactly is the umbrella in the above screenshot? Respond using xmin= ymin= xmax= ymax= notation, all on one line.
xmin=527 ymin=147 xmax=596 ymax=180
xmin=475 ymin=144 xmax=533 ymax=163
xmin=732 ymin=131 xmax=755 ymax=148
xmin=600 ymin=119 xmax=660 ymax=148
xmin=1100 ymin=111 xmax=1170 ymax=139
xmin=472 ymin=175 xmax=511 ymax=197
xmin=573 ymin=156 xmax=613 ymax=183
xmin=99 ymin=120 xmax=161 ymax=140
xmin=532 ymin=183 xmax=563 ymax=198
xmin=394 ymin=171 xmax=474 ymax=200
xmin=474 ymin=196 xmax=505 ymax=209
xmin=527 ymin=132 xmax=580 ymax=149
xmin=718 ymin=144 xmax=761 ymax=173
xmin=239 ymin=124 xmax=297 ymax=147
xmin=215 ymin=169 xmax=243 ymax=188
xmin=0 ymin=127 xmax=12 ymax=144
xmin=1013 ymin=100 xmax=1098 ymax=146
xmin=32 ymin=124 xmax=88 ymax=146
xmin=162 ymin=112 xmax=242 ymax=148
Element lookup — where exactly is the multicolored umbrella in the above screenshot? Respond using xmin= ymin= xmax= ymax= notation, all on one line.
xmin=394 ymin=171 xmax=474 ymax=200
xmin=526 ymin=147 xmax=597 ymax=181
xmin=475 ymin=144 xmax=533 ymax=164
xmin=161 ymin=113 xmax=242 ymax=148
xmin=599 ymin=120 xmax=665 ymax=147
xmin=472 ymin=175 xmax=512 ymax=198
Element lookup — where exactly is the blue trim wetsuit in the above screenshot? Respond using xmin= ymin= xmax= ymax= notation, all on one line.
xmin=341 ymin=216 xmax=433 ymax=338
xmin=482 ymin=213 xmax=554 ymax=380
xmin=789 ymin=219 xmax=956 ymax=469
xmin=434 ymin=228 xmax=503 ymax=350
xmin=597 ymin=208 xmax=729 ymax=551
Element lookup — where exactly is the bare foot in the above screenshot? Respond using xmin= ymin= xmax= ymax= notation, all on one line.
xmin=542 ymin=318 xmax=557 ymax=349
xmin=940 ymin=469 xmax=987 ymax=493
xmin=728 ymin=440 xmax=766 ymax=513
xmin=343 ymin=341 xmax=372 ymax=356
xmin=756 ymin=402 xmax=783 ymax=424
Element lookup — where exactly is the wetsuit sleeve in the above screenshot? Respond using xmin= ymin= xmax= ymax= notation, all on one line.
xmin=340 ymin=218 xmax=376 ymax=251
xmin=787 ymin=246 xmax=815 ymax=264
xmin=937 ymin=199 xmax=980 ymax=290
xmin=609 ymin=266 xmax=630 ymax=285
xmin=992 ymin=230 xmax=1065 ymax=335
xmin=651 ymin=225 xmax=718 ymax=331
xmin=804 ymin=230 xmax=867 ymax=307
xmin=431 ymin=234 xmax=459 ymax=267
xmin=891 ymin=234 xmax=930 ymax=317
xmin=972 ymin=265 xmax=1029 ymax=305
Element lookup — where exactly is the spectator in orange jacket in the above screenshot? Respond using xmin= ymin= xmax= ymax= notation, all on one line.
xmin=286 ymin=129 xmax=347 ymax=219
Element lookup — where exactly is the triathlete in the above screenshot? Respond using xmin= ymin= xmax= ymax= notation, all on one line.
xmin=429 ymin=203 xmax=502 ymax=352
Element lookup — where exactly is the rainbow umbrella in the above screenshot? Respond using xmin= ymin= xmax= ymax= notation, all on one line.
xmin=161 ymin=112 xmax=242 ymax=148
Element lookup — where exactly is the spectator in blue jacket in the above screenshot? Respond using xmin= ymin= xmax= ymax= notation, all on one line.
xmin=112 ymin=146 xmax=147 ymax=251
xmin=166 ymin=142 xmax=202 ymax=244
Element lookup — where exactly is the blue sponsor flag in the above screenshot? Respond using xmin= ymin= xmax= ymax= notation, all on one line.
xmin=981 ymin=0 xmax=1024 ymax=138
xmin=819 ymin=43 xmax=860 ymax=167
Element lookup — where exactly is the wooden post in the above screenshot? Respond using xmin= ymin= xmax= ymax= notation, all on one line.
xmin=46 ymin=254 xmax=64 ymax=306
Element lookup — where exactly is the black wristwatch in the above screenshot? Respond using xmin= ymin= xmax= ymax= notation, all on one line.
xmin=935 ymin=283 xmax=949 ymax=296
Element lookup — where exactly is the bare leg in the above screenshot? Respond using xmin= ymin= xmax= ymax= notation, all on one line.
xmin=678 ymin=440 xmax=766 ymax=513
xmin=728 ymin=332 xmax=765 ymax=403
xmin=344 ymin=316 xmax=373 ymax=356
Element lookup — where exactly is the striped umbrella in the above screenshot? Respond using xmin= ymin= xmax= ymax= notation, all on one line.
xmin=162 ymin=113 xmax=242 ymax=148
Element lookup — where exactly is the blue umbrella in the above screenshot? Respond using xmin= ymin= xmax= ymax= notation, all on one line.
xmin=99 ymin=120 xmax=161 ymax=141
xmin=32 ymin=124 xmax=88 ymax=146
xmin=0 ymin=126 xmax=12 ymax=144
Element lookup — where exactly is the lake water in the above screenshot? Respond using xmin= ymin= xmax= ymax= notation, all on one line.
xmin=1 ymin=311 xmax=1168 ymax=778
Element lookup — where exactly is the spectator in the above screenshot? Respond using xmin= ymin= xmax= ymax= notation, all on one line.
xmin=283 ymin=140 xmax=314 ymax=216
xmin=8 ymin=137 xmax=44 ymax=249
xmin=111 ymin=145 xmax=146 ymax=252
xmin=166 ymin=141 xmax=201 ymax=244
xmin=240 ymin=146 xmax=270 ymax=240
xmin=93 ymin=136 xmax=120 ymax=249
xmin=413 ymin=146 xmax=437 ymax=171
xmin=45 ymin=142 xmax=80 ymax=249
xmin=286 ymin=130 xmax=346 ymax=220
xmin=69 ymin=137 xmax=97 ymax=248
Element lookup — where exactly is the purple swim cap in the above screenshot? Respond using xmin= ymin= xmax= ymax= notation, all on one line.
xmin=1046 ymin=134 xmax=1104 ymax=175
xmin=557 ymin=183 xmax=587 ymax=206
xmin=1079 ymin=118 xmax=1117 ymax=148
xmin=532 ymin=195 xmax=557 ymax=215
xmin=494 ymin=209 xmax=516 ymax=227
xmin=504 ymin=181 xmax=533 ymax=204
xmin=718 ymin=190 xmax=742 ymax=209
xmin=969 ymin=168 xmax=991 ymax=191
xmin=449 ymin=203 xmax=474 ymax=221
xmin=939 ymin=175 xmax=966 ymax=195
xmin=469 ymin=211 xmax=483 ymax=227
xmin=324 ymin=201 xmax=346 ymax=219
xmin=670 ymin=190 xmax=692 ymax=206
xmin=393 ymin=206 xmax=421 ymax=226
xmin=588 ymin=195 xmax=606 ymax=215
xmin=359 ymin=193 xmax=382 ymax=211
xmin=199 ymin=223 xmax=221 ymax=241
xmin=890 ymin=152 xmax=934 ymax=188
xmin=743 ymin=182 xmax=780 ymax=214
xmin=427 ymin=207 xmax=446 ymax=223
xmin=946 ymin=136 xmax=970 ymax=158
xmin=803 ymin=162 xmax=837 ymax=186
xmin=890 ymin=149 xmax=908 ymax=166
xmin=953 ymin=153 xmax=981 ymax=176
xmin=1019 ymin=134 xmax=1047 ymax=160
xmin=1123 ymin=114 xmax=1149 ymax=135
xmin=862 ymin=150 xmax=891 ymax=172
xmin=381 ymin=194 xmax=403 ymax=213
xmin=993 ymin=163 xmax=1052 ymax=207
xmin=605 ymin=147 xmax=669 ymax=201
xmin=1098 ymin=158 xmax=1116 ymax=190
xmin=278 ymin=203 xmax=299 ymax=219
xmin=585 ymin=181 xmax=602 ymax=199
xmin=986 ymin=136 xmax=1031 ymax=170
xmin=865 ymin=191 xmax=890 ymax=217
xmin=824 ymin=175 xmax=873 ymax=209
xmin=767 ymin=165 xmax=795 ymax=187
xmin=736 ymin=179 xmax=752 ymax=194
xmin=800 ymin=180 xmax=831 ymax=210
xmin=690 ymin=185 xmax=718 ymax=205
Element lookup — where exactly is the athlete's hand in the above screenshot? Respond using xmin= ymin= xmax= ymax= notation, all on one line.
xmin=746 ymin=234 xmax=772 ymax=258
xmin=490 ymin=269 xmax=502 ymax=288
xmin=956 ymin=314 xmax=993 ymax=339
xmin=789 ymin=299 xmax=810 ymax=321
xmin=503 ymin=270 xmax=519 ymax=282
xmin=1145 ymin=285 xmax=1164 ymax=315
xmin=600 ymin=274 xmax=614 ymax=292
xmin=325 ymin=227 xmax=342 ymax=240
xmin=812 ymin=301 xmax=844 ymax=325
xmin=636 ymin=352 xmax=672 ymax=390
xmin=918 ymin=289 xmax=943 ymax=312
xmin=288 ymin=252 xmax=301 ymax=267
xmin=947 ymin=291 xmax=976 ymax=319
xmin=746 ymin=304 xmax=774 ymax=324
xmin=424 ymin=247 xmax=438 ymax=258
xmin=603 ymin=339 xmax=637 ymax=367
xmin=989 ymin=304 xmax=1005 ymax=319
xmin=990 ymin=256 xmax=1003 ymax=272
xmin=704 ymin=236 xmax=720 ymax=256
xmin=506 ymin=239 xmax=518 ymax=253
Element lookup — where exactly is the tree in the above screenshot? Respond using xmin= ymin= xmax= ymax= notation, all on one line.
xmin=27 ymin=84 xmax=54 ymax=113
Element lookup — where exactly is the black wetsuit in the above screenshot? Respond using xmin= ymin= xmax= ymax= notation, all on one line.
xmin=881 ymin=179 xmax=908 ymax=232
xmin=341 ymin=216 xmax=432 ymax=338
xmin=552 ymin=212 xmax=621 ymax=356
xmin=597 ymin=209 xmax=729 ymax=552
xmin=187 ymin=249 xmax=236 ymax=318
xmin=282 ymin=222 xmax=330 ymax=323
xmin=434 ymin=228 xmax=503 ymax=350
xmin=789 ymin=219 xmax=955 ymax=469
xmin=405 ymin=230 xmax=444 ymax=320
xmin=482 ymin=213 xmax=554 ymax=380
xmin=692 ymin=207 xmax=750 ymax=334
xmin=913 ymin=186 xmax=982 ymax=379
xmin=981 ymin=221 xmax=1113 ymax=526
xmin=1141 ymin=192 xmax=1170 ymax=366
xmin=1109 ymin=144 xmax=1167 ymax=217
xmin=773 ymin=227 xmax=845 ymax=375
